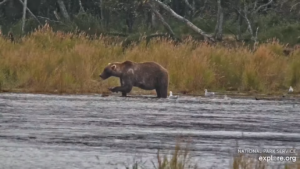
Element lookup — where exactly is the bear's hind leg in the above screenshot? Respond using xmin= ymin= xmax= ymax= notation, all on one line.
xmin=158 ymin=85 xmax=168 ymax=98
xmin=155 ymin=88 xmax=161 ymax=98
xmin=122 ymin=92 xmax=127 ymax=97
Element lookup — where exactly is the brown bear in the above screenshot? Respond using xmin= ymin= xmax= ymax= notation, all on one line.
xmin=99 ymin=60 xmax=169 ymax=98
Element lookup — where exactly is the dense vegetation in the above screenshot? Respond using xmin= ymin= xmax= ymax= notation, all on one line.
xmin=1 ymin=0 xmax=300 ymax=45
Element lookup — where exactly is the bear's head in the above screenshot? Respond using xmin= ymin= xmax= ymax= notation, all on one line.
xmin=99 ymin=63 xmax=122 ymax=80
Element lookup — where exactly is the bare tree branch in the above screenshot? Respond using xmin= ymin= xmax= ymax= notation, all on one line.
xmin=37 ymin=16 xmax=62 ymax=23
xmin=19 ymin=0 xmax=41 ymax=24
xmin=78 ymin=0 xmax=85 ymax=13
xmin=243 ymin=3 xmax=254 ymax=39
xmin=0 ymin=0 xmax=8 ymax=5
xmin=232 ymin=1 xmax=263 ymax=42
xmin=193 ymin=0 xmax=207 ymax=18
xmin=280 ymin=0 xmax=289 ymax=9
xmin=290 ymin=2 xmax=300 ymax=11
xmin=148 ymin=3 xmax=176 ymax=38
xmin=57 ymin=0 xmax=70 ymax=20
xmin=183 ymin=0 xmax=194 ymax=12
xmin=151 ymin=0 xmax=214 ymax=41
xmin=253 ymin=0 xmax=258 ymax=11
xmin=201 ymin=0 xmax=208 ymax=12
xmin=253 ymin=0 xmax=273 ymax=14
xmin=53 ymin=10 xmax=61 ymax=21
xmin=234 ymin=2 xmax=255 ymax=41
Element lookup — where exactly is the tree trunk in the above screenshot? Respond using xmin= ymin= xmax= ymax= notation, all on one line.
xmin=19 ymin=0 xmax=41 ymax=24
xmin=53 ymin=10 xmax=61 ymax=20
xmin=237 ymin=4 xmax=242 ymax=40
xmin=21 ymin=0 xmax=27 ymax=34
xmin=151 ymin=0 xmax=214 ymax=41
xmin=126 ymin=11 xmax=134 ymax=33
xmin=57 ymin=0 xmax=70 ymax=21
xmin=0 ymin=0 xmax=8 ymax=5
xmin=99 ymin=0 xmax=104 ymax=20
xmin=99 ymin=0 xmax=110 ymax=29
xmin=214 ymin=0 xmax=223 ymax=40
xmin=78 ymin=0 xmax=85 ymax=13
xmin=151 ymin=11 xmax=157 ymax=29
xmin=243 ymin=3 xmax=254 ymax=40
xmin=151 ymin=3 xmax=157 ymax=29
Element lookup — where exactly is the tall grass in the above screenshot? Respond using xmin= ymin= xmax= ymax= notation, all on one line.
xmin=0 ymin=24 xmax=299 ymax=95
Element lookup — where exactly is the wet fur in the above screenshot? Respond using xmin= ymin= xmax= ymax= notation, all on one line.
xmin=99 ymin=61 xmax=169 ymax=98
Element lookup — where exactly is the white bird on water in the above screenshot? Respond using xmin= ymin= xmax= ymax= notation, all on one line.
xmin=224 ymin=94 xmax=229 ymax=100
xmin=168 ymin=91 xmax=178 ymax=99
xmin=205 ymin=89 xmax=215 ymax=97
xmin=289 ymin=86 xmax=294 ymax=93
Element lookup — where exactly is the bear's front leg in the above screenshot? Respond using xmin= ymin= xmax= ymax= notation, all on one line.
xmin=108 ymin=85 xmax=132 ymax=96
xmin=108 ymin=87 xmax=120 ymax=93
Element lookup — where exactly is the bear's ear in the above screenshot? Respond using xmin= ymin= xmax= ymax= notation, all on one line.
xmin=111 ymin=64 xmax=116 ymax=70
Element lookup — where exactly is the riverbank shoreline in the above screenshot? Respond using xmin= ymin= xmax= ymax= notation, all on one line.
xmin=1 ymin=88 xmax=299 ymax=101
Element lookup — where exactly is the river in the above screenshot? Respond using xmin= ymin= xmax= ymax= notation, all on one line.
xmin=0 ymin=93 xmax=299 ymax=169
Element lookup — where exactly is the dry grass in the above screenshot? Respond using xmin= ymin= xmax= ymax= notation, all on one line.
xmin=152 ymin=141 xmax=197 ymax=169
xmin=148 ymin=142 xmax=299 ymax=169
xmin=0 ymin=24 xmax=299 ymax=95
xmin=138 ymin=142 xmax=300 ymax=169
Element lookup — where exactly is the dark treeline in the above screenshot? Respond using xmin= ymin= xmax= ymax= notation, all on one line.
xmin=0 ymin=0 xmax=300 ymax=44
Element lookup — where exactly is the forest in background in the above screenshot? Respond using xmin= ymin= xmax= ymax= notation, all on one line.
xmin=0 ymin=0 xmax=300 ymax=45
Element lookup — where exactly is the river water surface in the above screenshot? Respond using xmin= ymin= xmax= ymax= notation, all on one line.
xmin=0 ymin=93 xmax=299 ymax=169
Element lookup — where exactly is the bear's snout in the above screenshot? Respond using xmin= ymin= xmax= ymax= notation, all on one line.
xmin=99 ymin=73 xmax=108 ymax=80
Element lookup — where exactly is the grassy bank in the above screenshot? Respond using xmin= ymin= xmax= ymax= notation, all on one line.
xmin=0 ymin=24 xmax=299 ymax=96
